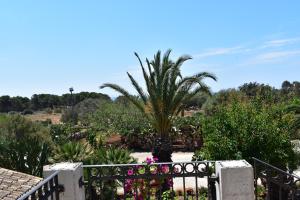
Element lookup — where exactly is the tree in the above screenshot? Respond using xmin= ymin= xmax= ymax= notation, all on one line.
xmin=282 ymin=80 xmax=292 ymax=94
xmin=194 ymin=101 xmax=297 ymax=169
xmin=286 ymin=100 xmax=300 ymax=135
xmin=293 ymin=81 xmax=300 ymax=97
xmin=100 ymin=49 xmax=216 ymax=162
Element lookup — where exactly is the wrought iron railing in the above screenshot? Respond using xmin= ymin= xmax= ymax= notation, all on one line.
xmin=83 ymin=161 xmax=217 ymax=200
xmin=253 ymin=157 xmax=300 ymax=200
xmin=17 ymin=171 xmax=63 ymax=200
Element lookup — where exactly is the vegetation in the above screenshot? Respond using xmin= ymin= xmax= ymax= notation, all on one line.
xmin=88 ymin=102 xmax=153 ymax=150
xmin=50 ymin=141 xmax=93 ymax=163
xmin=194 ymin=100 xmax=298 ymax=169
xmin=1 ymin=48 xmax=300 ymax=184
xmin=101 ymin=49 xmax=216 ymax=161
xmin=286 ymin=99 xmax=300 ymax=132
xmin=0 ymin=114 xmax=51 ymax=176
xmin=0 ymin=113 xmax=137 ymax=176
xmin=93 ymin=147 xmax=136 ymax=164
xmin=0 ymin=92 xmax=111 ymax=113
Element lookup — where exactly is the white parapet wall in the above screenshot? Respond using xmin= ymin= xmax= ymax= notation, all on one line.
xmin=216 ymin=160 xmax=254 ymax=200
xmin=43 ymin=162 xmax=85 ymax=200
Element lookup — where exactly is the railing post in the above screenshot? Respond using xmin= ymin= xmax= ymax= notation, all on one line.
xmin=215 ymin=160 xmax=254 ymax=200
xmin=43 ymin=162 xmax=85 ymax=200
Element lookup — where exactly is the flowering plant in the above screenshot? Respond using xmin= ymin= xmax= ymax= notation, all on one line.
xmin=124 ymin=157 xmax=174 ymax=200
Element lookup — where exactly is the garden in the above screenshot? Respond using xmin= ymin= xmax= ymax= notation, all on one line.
xmin=1 ymin=50 xmax=300 ymax=199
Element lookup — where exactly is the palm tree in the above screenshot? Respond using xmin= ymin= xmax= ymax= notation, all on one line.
xmin=101 ymin=49 xmax=216 ymax=162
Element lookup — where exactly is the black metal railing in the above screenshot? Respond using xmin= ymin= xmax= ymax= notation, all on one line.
xmin=83 ymin=161 xmax=217 ymax=200
xmin=17 ymin=171 xmax=63 ymax=200
xmin=253 ymin=157 xmax=300 ymax=200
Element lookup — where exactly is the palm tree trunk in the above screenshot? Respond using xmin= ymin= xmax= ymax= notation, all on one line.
xmin=152 ymin=137 xmax=173 ymax=162
xmin=152 ymin=136 xmax=173 ymax=194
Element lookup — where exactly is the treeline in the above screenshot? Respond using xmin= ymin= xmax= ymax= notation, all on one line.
xmin=199 ymin=80 xmax=300 ymax=110
xmin=1 ymin=80 xmax=300 ymax=113
xmin=177 ymin=80 xmax=300 ymax=112
xmin=0 ymin=92 xmax=111 ymax=112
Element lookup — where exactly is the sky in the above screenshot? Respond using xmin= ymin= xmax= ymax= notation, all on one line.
xmin=0 ymin=1 xmax=300 ymax=98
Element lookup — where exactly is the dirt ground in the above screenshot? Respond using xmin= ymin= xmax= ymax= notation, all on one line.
xmin=25 ymin=113 xmax=62 ymax=124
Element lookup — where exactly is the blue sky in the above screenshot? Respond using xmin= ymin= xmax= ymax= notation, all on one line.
xmin=0 ymin=1 xmax=300 ymax=97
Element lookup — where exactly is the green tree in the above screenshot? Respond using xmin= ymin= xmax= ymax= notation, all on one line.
xmin=194 ymin=100 xmax=297 ymax=169
xmin=286 ymin=99 xmax=300 ymax=135
xmin=101 ymin=49 xmax=216 ymax=162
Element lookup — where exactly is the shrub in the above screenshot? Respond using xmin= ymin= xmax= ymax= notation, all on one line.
xmin=50 ymin=141 xmax=92 ymax=163
xmin=172 ymin=113 xmax=203 ymax=151
xmin=45 ymin=107 xmax=53 ymax=114
xmin=90 ymin=102 xmax=151 ymax=135
xmin=50 ymin=124 xmax=69 ymax=145
xmin=53 ymin=107 xmax=62 ymax=113
xmin=0 ymin=114 xmax=52 ymax=176
xmin=22 ymin=109 xmax=34 ymax=115
xmin=74 ymin=98 xmax=106 ymax=123
xmin=89 ymin=102 xmax=153 ymax=149
xmin=92 ymin=146 xmax=136 ymax=164
xmin=61 ymin=108 xmax=78 ymax=124
xmin=50 ymin=123 xmax=82 ymax=145
xmin=194 ymin=100 xmax=297 ymax=169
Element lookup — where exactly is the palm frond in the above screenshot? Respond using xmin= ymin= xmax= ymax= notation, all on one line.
xmin=127 ymin=72 xmax=147 ymax=104
xmin=100 ymin=83 xmax=145 ymax=113
xmin=100 ymin=50 xmax=217 ymax=137
xmin=286 ymin=104 xmax=300 ymax=114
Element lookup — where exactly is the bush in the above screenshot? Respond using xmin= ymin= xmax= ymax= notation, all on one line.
xmin=45 ymin=107 xmax=53 ymax=114
xmin=89 ymin=102 xmax=151 ymax=135
xmin=50 ymin=141 xmax=92 ymax=163
xmin=50 ymin=123 xmax=82 ymax=144
xmin=194 ymin=100 xmax=297 ymax=169
xmin=22 ymin=109 xmax=34 ymax=115
xmin=0 ymin=114 xmax=52 ymax=176
xmin=89 ymin=102 xmax=153 ymax=150
xmin=74 ymin=98 xmax=106 ymax=123
xmin=53 ymin=107 xmax=62 ymax=113
xmin=172 ymin=113 xmax=204 ymax=151
xmin=61 ymin=108 xmax=78 ymax=124
xmin=92 ymin=146 xmax=136 ymax=164
xmin=50 ymin=124 xmax=69 ymax=145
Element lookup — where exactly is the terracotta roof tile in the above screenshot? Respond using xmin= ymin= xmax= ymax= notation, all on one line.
xmin=0 ymin=168 xmax=42 ymax=200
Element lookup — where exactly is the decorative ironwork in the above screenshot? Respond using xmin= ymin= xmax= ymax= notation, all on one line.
xmin=83 ymin=161 xmax=217 ymax=200
xmin=253 ymin=157 xmax=300 ymax=200
xmin=17 ymin=171 xmax=64 ymax=200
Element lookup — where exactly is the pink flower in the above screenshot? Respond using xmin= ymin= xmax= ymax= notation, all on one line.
xmin=127 ymin=169 xmax=134 ymax=175
xmin=167 ymin=178 xmax=173 ymax=187
xmin=146 ymin=157 xmax=153 ymax=165
xmin=124 ymin=179 xmax=133 ymax=192
xmin=125 ymin=179 xmax=133 ymax=185
xmin=124 ymin=184 xmax=132 ymax=192
xmin=153 ymin=157 xmax=159 ymax=162
xmin=174 ymin=167 xmax=180 ymax=173
xmin=161 ymin=165 xmax=169 ymax=173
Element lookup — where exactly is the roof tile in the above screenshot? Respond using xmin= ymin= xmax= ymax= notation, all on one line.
xmin=0 ymin=168 xmax=42 ymax=200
